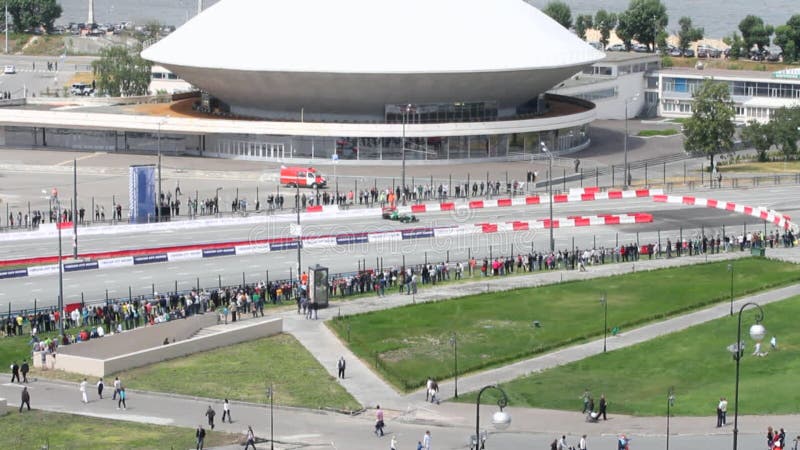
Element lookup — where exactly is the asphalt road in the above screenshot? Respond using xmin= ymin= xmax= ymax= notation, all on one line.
xmin=3 ymin=186 xmax=795 ymax=260
xmin=0 ymin=207 xmax=782 ymax=310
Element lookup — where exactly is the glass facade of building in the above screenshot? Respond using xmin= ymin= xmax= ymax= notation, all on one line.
xmin=3 ymin=124 xmax=589 ymax=162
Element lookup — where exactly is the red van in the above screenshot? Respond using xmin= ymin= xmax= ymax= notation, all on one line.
xmin=280 ymin=166 xmax=327 ymax=188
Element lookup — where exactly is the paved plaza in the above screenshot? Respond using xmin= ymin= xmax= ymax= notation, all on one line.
xmin=2 ymin=248 xmax=799 ymax=449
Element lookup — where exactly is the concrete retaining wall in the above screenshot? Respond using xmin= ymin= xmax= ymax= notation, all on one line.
xmin=0 ymin=398 xmax=7 ymax=416
xmin=58 ymin=313 xmax=220 ymax=359
xmin=55 ymin=317 xmax=283 ymax=377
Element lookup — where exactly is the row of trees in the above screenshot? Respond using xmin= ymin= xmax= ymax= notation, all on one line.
xmin=682 ymin=79 xmax=800 ymax=165
xmin=542 ymin=0 xmax=800 ymax=62
xmin=4 ymin=0 xmax=62 ymax=33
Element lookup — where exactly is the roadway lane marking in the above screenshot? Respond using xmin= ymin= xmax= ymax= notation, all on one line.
xmin=176 ymin=272 xmax=190 ymax=276
xmin=31 ymin=289 xmax=42 ymax=292
xmin=54 ymin=152 xmax=102 ymax=166
xmin=140 ymin=276 xmax=153 ymax=280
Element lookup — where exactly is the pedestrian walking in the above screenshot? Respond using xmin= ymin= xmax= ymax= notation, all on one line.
xmin=243 ymin=426 xmax=256 ymax=450
xmin=10 ymin=361 xmax=20 ymax=383
xmin=20 ymin=360 xmax=29 ymax=383
xmin=337 ymin=356 xmax=346 ymax=379
xmin=374 ymin=404 xmax=385 ymax=437
xmin=112 ymin=376 xmax=121 ymax=400
xmin=196 ymin=425 xmax=206 ymax=450
xmin=117 ymin=387 xmax=127 ymax=410
xmin=599 ymin=394 xmax=608 ymax=420
xmin=19 ymin=386 xmax=30 ymax=412
xmin=390 ymin=435 xmax=398 ymax=450
xmin=579 ymin=434 xmax=587 ymax=450
xmin=205 ymin=405 xmax=216 ymax=430
xmin=80 ymin=378 xmax=89 ymax=403
xmin=97 ymin=378 xmax=104 ymax=399
xmin=425 ymin=376 xmax=433 ymax=401
xmin=422 ymin=430 xmax=432 ymax=450
xmin=222 ymin=398 xmax=232 ymax=423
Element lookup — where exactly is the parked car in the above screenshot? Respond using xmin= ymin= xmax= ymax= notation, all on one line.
xmin=606 ymin=43 xmax=626 ymax=52
xmin=697 ymin=48 xmax=709 ymax=58
xmin=766 ymin=52 xmax=781 ymax=62
xmin=70 ymin=82 xmax=94 ymax=96
xmin=632 ymin=43 xmax=649 ymax=52
xmin=669 ymin=48 xmax=683 ymax=57
xmin=3 ymin=65 xmax=15 ymax=74
xmin=683 ymin=48 xmax=695 ymax=57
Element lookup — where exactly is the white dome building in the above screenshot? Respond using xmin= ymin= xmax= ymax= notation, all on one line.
xmin=137 ymin=0 xmax=605 ymax=163
xmin=143 ymin=0 xmax=602 ymax=120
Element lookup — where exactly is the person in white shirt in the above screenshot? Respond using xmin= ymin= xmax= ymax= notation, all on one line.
xmin=579 ymin=434 xmax=587 ymax=450
xmin=422 ymin=430 xmax=431 ymax=450
xmin=80 ymin=378 xmax=88 ymax=403
xmin=222 ymin=398 xmax=232 ymax=423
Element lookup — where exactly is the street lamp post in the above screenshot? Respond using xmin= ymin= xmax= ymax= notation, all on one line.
xmin=666 ymin=387 xmax=675 ymax=450
xmin=600 ymin=293 xmax=608 ymax=353
xmin=450 ymin=332 xmax=459 ymax=398
xmin=214 ymin=187 xmax=222 ymax=217
xmin=730 ymin=302 xmax=766 ymax=450
xmin=623 ymin=93 xmax=640 ymax=189
xmin=727 ymin=263 xmax=734 ymax=316
xmin=156 ymin=118 xmax=166 ymax=222
xmin=55 ymin=196 xmax=65 ymax=338
xmin=473 ymin=384 xmax=511 ymax=449
xmin=266 ymin=383 xmax=274 ymax=450
xmin=295 ymin=182 xmax=301 ymax=283
xmin=401 ymin=104 xmax=412 ymax=202
xmin=541 ymin=142 xmax=554 ymax=252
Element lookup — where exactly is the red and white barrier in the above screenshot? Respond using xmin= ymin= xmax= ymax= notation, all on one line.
xmin=652 ymin=195 xmax=794 ymax=230
xmin=397 ymin=188 xmax=663 ymax=214
xmin=470 ymin=213 xmax=653 ymax=233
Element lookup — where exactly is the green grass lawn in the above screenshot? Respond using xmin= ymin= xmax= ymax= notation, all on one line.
xmin=458 ymin=296 xmax=800 ymax=416
xmin=637 ymin=128 xmax=679 ymax=137
xmin=0 ymin=410 xmax=238 ymax=449
xmin=35 ymin=333 xmax=361 ymax=412
xmin=720 ymin=161 xmax=800 ymax=174
xmin=328 ymin=258 xmax=800 ymax=391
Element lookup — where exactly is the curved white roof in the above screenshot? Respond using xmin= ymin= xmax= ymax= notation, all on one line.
xmin=142 ymin=0 xmax=603 ymax=74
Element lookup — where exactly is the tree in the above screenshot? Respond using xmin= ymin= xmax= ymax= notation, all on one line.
xmin=740 ymin=121 xmax=774 ymax=161
xmin=615 ymin=12 xmax=634 ymax=50
xmin=738 ymin=15 xmax=774 ymax=53
xmin=575 ymin=14 xmax=593 ymax=40
xmin=616 ymin=0 xmax=668 ymax=52
xmin=7 ymin=0 xmax=62 ymax=32
xmin=594 ymin=10 xmax=618 ymax=48
xmin=773 ymin=15 xmax=800 ymax=63
xmin=723 ymin=32 xmax=745 ymax=60
xmin=683 ymin=79 xmax=736 ymax=171
xmin=677 ymin=17 xmax=704 ymax=53
xmin=770 ymin=107 xmax=800 ymax=160
xmin=543 ymin=1 xmax=572 ymax=30
xmin=92 ymin=45 xmax=152 ymax=97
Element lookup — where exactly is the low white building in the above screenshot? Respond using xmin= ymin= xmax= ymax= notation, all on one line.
xmin=655 ymin=67 xmax=800 ymax=123
xmin=149 ymin=65 xmax=194 ymax=95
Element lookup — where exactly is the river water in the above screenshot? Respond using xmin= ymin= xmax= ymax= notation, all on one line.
xmin=57 ymin=0 xmax=795 ymax=41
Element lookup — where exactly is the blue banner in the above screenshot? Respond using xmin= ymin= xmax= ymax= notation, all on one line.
xmin=401 ymin=228 xmax=434 ymax=240
xmin=129 ymin=165 xmax=156 ymax=224
xmin=202 ymin=247 xmax=236 ymax=258
xmin=63 ymin=261 xmax=99 ymax=272
xmin=336 ymin=234 xmax=369 ymax=245
xmin=133 ymin=254 xmax=168 ymax=265
xmin=0 ymin=268 xmax=28 ymax=279
xmin=270 ymin=241 xmax=299 ymax=251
